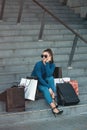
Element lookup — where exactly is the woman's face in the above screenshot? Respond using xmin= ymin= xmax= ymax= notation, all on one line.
xmin=41 ymin=51 xmax=51 ymax=63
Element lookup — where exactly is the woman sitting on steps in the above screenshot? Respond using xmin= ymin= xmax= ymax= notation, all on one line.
xmin=31 ymin=48 xmax=63 ymax=116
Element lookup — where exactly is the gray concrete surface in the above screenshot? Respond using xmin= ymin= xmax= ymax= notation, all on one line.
xmin=0 ymin=113 xmax=87 ymax=130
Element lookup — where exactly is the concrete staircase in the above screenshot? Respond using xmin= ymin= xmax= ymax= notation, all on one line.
xmin=0 ymin=0 xmax=87 ymax=126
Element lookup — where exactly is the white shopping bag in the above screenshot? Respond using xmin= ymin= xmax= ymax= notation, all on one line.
xmin=54 ymin=77 xmax=70 ymax=85
xmin=20 ymin=78 xmax=38 ymax=101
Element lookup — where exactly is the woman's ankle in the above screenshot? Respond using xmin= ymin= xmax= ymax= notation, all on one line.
xmin=50 ymin=102 xmax=56 ymax=109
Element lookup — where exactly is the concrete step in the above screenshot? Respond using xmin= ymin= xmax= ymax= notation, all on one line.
xmin=73 ymin=53 xmax=87 ymax=61
xmin=0 ymin=34 xmax=83 ymax=43
xmin=79 ymin=86 xmax=87 ymax=94
xmin=1 ymin=16 xmax=83 ymax=24
xmin=2 ymin=10 xmax=81 ymax=20
xmin=1 ymin=28 xmax=86 ymax=36
xmin=0 ymin=40 xmax=87 ymax=50
xmin=44 ymin=34 xmax=87 ymax=41
xmin=62 ymin=68 xmax=87 ymax=77
xmin=0 ymin=99 xmax=87 ymax=126
xmin=0 ymin=24 xmax=87 ymax=30
xmin=72 ymin=61 xmax=87 ymax=68
xmin=74 ymin=76 xmax=87 ymax=86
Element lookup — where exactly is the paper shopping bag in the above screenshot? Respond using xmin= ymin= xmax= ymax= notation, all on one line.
xmin=20 ymin=78 xmax=38 ymax=101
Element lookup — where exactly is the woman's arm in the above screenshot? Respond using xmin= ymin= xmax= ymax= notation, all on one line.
xmin=34 ymin=62 xmax=50 ymax=88
xmin=44 ymin=62 xmax=55 ymax=77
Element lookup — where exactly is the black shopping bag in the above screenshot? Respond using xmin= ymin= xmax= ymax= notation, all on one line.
xmin=56 ymin=82 xmax=80 ymax=106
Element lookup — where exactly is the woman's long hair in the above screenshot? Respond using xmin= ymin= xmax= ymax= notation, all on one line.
xmin=43 ymin=48 xmax=54 ymax=63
